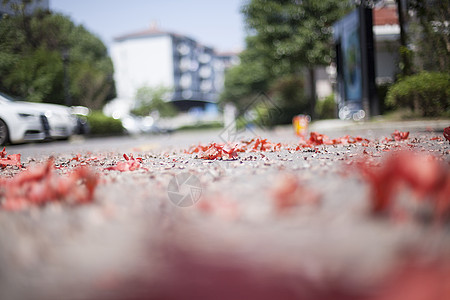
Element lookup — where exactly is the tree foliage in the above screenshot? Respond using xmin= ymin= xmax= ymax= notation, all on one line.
xmin=131 ymin=86 xmax=178 ymax=118
xmin=220 ymin=0 xmax=351 ymax=121
xmin=242 ymin=0 xmax=350 ymax=69
xmin=408 ymin=0 xmax=450 ymax=73
xmin=0 ymin=4 xmax=115 ymax=109
xmin=220 ymin=36 xmax=271 ymax=110
xmin=386 ymin=72 xmax=450 ymax=117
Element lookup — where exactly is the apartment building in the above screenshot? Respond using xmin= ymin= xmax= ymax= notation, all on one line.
xmin=110 ymin=24 xmax=239 ymax=111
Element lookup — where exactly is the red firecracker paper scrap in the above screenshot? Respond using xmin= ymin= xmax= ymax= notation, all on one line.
xmin=0 ymin=147 xmax=21 ymax=168
xmin=390 ymin=130 xmax=410 ymax=141
xmin=296 ymin=132 xmax=370 ymax=149
xmin=235 ymin=138 xmax=282 ymax=152
xmin=186 ymin=138 xmax=282 ymax=160
xmin=358 ymin=150 xmax=450 ymax=223
xmin=444 ymin=126 xmax=450 ymax=142
xmin=272 ymin=174 xmax=321 ymax=213
xmin=187 ymin=143 xmax=238 ymax=160
xmin=105 ymin=154 xmax=146 ymax=172
xmin=0 ymin=159 xmax=98 ymax=210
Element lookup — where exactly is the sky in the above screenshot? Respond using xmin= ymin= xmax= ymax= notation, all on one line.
xmin=50 ymin=0 xmax=247 ymax=53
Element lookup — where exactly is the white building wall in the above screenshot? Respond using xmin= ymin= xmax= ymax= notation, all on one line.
xmin=111 ymin=35 xmax=174 ymax=99
xmin=315 ymin=67 xmax=333 ymax=99
xmin=375 ymin=49 xmax=399 ymax=82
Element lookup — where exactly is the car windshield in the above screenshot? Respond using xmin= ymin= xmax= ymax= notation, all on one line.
xmin=0 ymin=91 xmax=17 ymax=102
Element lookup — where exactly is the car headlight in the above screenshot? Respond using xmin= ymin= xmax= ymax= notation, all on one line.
xmin=44 ymin=111 xmax=53 ymax=118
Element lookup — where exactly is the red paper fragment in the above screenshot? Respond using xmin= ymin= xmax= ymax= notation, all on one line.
xmin=272 ymin=174 xmax=320 ymax=213
xmin=187 ymin=143 xmax=238 ymax=160
xmin=240 ymin=138 xmax=282 ymax=152
xmin=391 ymin=130 xmax=410 ymax=141
xmin=0 ymin=159 xmax=98 ymax=210
xmin=105 ymin=153 xmax=145 ymax=172
xmin=0 ymin=147 xmax=21 ymax=168
xmin=186 ymin=138 xmax=282 ymax=159
xmin=296 ymin=132 xmax=370 ymax=149
xmin=444 ymin=126 xmax=450 ymax=142
xmin=358 ymin=150 xmax=450 ymax=223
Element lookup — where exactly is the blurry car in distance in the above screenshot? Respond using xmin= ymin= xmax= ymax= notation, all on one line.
xmin=71 ymin=106 xmax=90 ymax=135
xmin=25 ymin=102 xmax=78 ymax=140
xmin=118 ymin=114 xmax=172 ymax=135
xmin=0 ymin=92 xmax=48 ymax=146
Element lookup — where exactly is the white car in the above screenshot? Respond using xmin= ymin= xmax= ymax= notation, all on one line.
xmin=0 ymin=92 xmax=78 ymax=142
xmin=25 ymin=102 xmax=78 ymax=139
xmin=0 ymin=93 xmax=48 ymax=146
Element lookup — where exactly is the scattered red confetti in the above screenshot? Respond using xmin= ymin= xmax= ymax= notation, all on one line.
xmin=358 ymin=150 xmax=450 ymax=223
xmin=308 ymin=132 xmax=327 ymax=145
xmin=186 ymin=138 xmax=281 ymax=159
xmin=71 ymin=153 xmax=82 ymax=161
xmin=444 ymin=126 xmax=450 ymax=142
xmin=187 ymin=143 xmax=238 ymax=160
xmin=296 ymin=132 xmax=370 ymax=149
xmin=0 ymin=159 xmax=98 ymax=210
xmin=235 ymin=138 xmax=282 ymax=152
xmin=390 ymin=130 xmax=410 ymax=141
xmin=430 ymin=136 xmax=443 ymax=141
xmin=105 ymin=154 xmax=145 ymax=172
xmin=272 ymin=174 xmax=320 ymax=213
xmin=71 ymin=154 xmax=101 ymax=164
xmin=0 ymin=147 xmax=21 ymax=168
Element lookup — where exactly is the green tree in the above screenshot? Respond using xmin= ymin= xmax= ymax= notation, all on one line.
xmin=220 ymin=36 xmax=272 ymax=111
xmin=0 ymin=3 xmax=115 ymax=108
xmin=221 ymin=0 xmax=351 ymax=121
xmin=131 ymin=86 xmax=177 ymax=118
xmin=408 ymin=0 xmax=450 ymax=73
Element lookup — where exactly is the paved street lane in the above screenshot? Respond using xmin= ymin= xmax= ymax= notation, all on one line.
xmin=1 ymin=120 xmax=449 ymax=300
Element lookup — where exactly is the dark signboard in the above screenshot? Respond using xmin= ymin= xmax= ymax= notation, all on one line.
xmin=333 ymin=5 xmax=378 ymax=120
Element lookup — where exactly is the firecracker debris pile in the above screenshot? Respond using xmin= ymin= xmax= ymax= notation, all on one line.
xmin=0 ymin=129 xmax=449 ymax=300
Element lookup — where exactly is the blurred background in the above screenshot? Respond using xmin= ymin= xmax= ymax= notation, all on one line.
xmin=0 ymin=0 xmax=448 ymax=144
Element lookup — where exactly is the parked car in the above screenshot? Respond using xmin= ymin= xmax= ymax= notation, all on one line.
xmin=0 ymin=92 xmax=48 ymax=146
xmin=119 ymin=114 xmax=172 ymax=135
xmin=25 ymin=102 xmax=78 ymax=139
xmin=71 ymin=106 xmax=90 ymax=135
xmin=0 ymin=92 xmax=77 ymax=141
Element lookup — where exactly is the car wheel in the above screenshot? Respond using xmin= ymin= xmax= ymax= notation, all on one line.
xmin=0 ymin=119 xmax=9 ymax=146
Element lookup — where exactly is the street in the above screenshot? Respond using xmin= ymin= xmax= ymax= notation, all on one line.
xmin=7 ymin=119 xmax=448 ymax=160
xmin=0 ymin=120 xmax=449 ymax=300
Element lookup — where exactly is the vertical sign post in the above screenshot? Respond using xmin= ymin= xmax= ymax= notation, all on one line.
xmin=333 ymin=3 xmax=378 ymax=120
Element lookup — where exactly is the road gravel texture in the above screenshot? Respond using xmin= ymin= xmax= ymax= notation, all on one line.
xmin=0 ymin=125 xmax=450 ymax=300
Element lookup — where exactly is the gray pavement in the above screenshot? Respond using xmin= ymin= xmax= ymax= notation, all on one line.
xmin=0 ymin=119 xmax=449 ymax=300
xmin=6 ymin=118 xmax=449 ymax=160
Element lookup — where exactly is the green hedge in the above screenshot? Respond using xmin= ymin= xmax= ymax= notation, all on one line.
xmin=86 ymin=111 xmax=124 ymax=136
xmin=386 ymin=72 xmax=450 ymax=117
xmin=315 ymin=94 xmax=336 ymax=119
xmin=177 ymin=121 xmax=223 ymax=131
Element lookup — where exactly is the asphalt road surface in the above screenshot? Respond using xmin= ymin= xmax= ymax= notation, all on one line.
xmin=7 ymin=119 xmax=448 ymax=160
xmin=1 ymin=121 xmax=449 ymax=300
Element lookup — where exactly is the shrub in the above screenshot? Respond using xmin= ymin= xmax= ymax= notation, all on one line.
xmin=268 ymin=75 xmax=309 ymax=125
xmin=86 ymin=111 xmax=124 ymax=136
xmin=376 ymin=82 xmax=394 ymax=114
xmin=385 ymin=72 xmax=450 ymax=117
xmin=315 ymin=94 xmax=336 ymax=119
xmin=131 ymin=86 xmax=178 ymax=118
xmin=177 ymin=121 xmax=223 ymax=131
